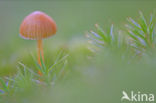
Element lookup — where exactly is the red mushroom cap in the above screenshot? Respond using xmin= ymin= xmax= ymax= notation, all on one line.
xmin=19 ymin=11 xmax=57 ymax=40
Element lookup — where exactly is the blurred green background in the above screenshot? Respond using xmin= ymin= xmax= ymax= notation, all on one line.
xmin=0 ymin=0 xmax=156 ymax=103
xmin=1 ymin=0 xmax=156 ymax=75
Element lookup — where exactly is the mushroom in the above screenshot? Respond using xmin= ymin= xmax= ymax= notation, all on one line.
xmin=19 ymin=11 xmax=57 ymax=74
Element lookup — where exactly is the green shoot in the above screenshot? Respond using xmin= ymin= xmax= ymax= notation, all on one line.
xmin=31 ymin=50 xmax=68 ymax=85
xmin=87 ymin=24 xmax=129 ymax=54
xmin=126 ymin=12 xmax=155 ymax=54
xmin=0 ymin=78 xmax=9 ymax=95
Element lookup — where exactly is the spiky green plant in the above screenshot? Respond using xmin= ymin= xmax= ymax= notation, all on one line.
xmin=0 ymin=78 xmax=10 ymax=95
xmin=87 ymin=24 xmax=128 ymax=50
xmin=32 ymin=50 xmax=68 ymax=85
xmin=86 ymin=24 xmax=131 ymax=60
xmin=125 ymin=12 xmax=156 ymax=55
xmin=87 ymin=12 xmax=156 ymax=58
xmin=0 ymin=50 xmax=68 ymax=96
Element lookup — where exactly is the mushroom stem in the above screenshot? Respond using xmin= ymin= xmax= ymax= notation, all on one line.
xmin=37 ymin=39 xmax=44 ymax=76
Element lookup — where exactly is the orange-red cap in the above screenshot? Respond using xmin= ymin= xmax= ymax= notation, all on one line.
xmin=19 ymin=11 xmax=57 ymax=40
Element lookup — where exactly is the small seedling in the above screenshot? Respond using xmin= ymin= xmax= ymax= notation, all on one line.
xmin=126 ymin=12 xmax=155 ymax=55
